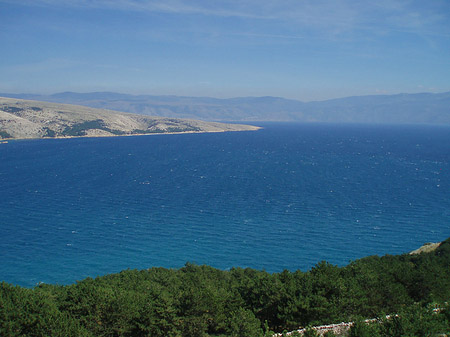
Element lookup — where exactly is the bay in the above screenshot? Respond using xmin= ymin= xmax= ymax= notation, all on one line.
xmin=0 ymin=123 xmax=449 ymax=287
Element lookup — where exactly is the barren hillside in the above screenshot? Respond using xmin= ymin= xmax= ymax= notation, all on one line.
xmin=0 ymin=97 xmax=259 ymax=140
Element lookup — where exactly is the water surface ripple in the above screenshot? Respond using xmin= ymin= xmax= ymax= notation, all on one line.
xmin=0 ymin=123 xmax=449 ymax=287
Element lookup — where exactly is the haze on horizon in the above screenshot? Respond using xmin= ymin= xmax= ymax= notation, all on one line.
xmin=1 ymin=0 xmax=450 ymax=102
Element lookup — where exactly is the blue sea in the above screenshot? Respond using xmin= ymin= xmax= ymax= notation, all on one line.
xmin=0 ymin=123 xmax=449 ymax=287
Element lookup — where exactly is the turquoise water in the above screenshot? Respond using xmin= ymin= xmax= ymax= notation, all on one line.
xmin=0 ymin=123 xmax=449 ymax=287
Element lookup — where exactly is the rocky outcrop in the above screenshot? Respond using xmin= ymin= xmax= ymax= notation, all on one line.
xmin=409 ymin=242 xmax=441 ymax=255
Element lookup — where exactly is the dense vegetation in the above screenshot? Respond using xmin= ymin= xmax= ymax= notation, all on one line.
xmin=61 ymin=120 xmax=126 ymax=137
xmin=1 ymin=106 xmax=23 ymax=113
xmin=42 ymin=127 xmax=56 ymax=138
xmin=1 ymin=238 xmax=449 ymax=336
xmin=0 ymin=130 xmax=12 ymax=139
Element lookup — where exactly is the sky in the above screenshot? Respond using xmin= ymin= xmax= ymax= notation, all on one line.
xmin=1 ymin=0 xmax=450 ymax=101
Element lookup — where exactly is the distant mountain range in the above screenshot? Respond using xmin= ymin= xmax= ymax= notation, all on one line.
xmin=1 ymin=91 xmax=449 ymax=125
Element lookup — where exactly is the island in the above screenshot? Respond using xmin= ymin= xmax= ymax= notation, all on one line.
xmin=0 ymin=97 xmax=260 ymax=140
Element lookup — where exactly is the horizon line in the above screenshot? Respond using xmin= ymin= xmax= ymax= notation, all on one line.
xmin=1 ymin=89 xmax=449 ymax=104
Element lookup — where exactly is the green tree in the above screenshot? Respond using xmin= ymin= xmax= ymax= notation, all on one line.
xmin=229 ymin=307 xmax=263 ymax=337
xmin=348 ymin=317 xmax=381 ymax=337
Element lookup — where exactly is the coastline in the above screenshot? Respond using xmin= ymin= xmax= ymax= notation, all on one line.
xmin=0 ymin=125 xmax=262 ymax=142
xmin=0 ymin=96 xmax=261 ymax=141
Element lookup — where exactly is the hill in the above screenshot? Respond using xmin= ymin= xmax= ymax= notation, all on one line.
xmin=1 ymin=238 xmax=449 ymax=336
xmin=2 ymin=91 xmax=450 ymax=125
xmin=0 ymin=97 xmax=260 ymax=140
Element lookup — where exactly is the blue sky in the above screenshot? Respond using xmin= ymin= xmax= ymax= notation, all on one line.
xmin=1 ymin=0 xmax=450 ymax=101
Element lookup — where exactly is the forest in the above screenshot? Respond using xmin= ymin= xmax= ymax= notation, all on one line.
xmin=1 ymin=238 xmax=449 ymax=336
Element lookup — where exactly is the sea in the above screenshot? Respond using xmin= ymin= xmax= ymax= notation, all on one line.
xmin=0 ymin=122 xmax=449 ymax=287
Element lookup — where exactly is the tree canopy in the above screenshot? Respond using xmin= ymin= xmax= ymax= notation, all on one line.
xmin=1 ymin=238 xmax=449 ymax=336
